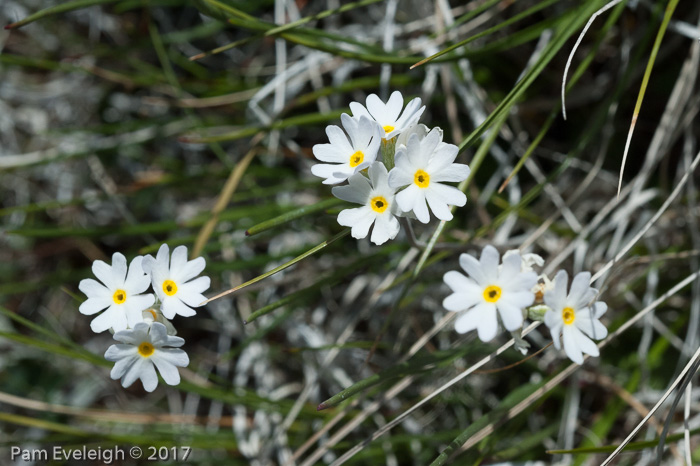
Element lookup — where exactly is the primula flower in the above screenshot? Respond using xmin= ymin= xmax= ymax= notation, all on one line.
xmin=142 ymin=244 xmax=210 ymax=319
xmin=104 ymin=322 xmax=188 ymax=392
xmin=442 ymin=246 xmax=537 ymax=341
xmin=332 ymin=162 xmax=401 ymax=245
xmin=79 ymin=253 xmax=154 ymax=333
xmin=311 ymin=114 xmax=382 ymax=185
xmin=543 ymin=270 xmax=608 ymax=364
xmin=388 ymin=128 xmax=470 ymax=223
xmin=349 ymin=90 xmax=425 ymax=140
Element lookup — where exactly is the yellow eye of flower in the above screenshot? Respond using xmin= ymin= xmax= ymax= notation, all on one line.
xmin=370 ymin=196 xmax=389 ymax=213
xmin=349 ymin=150 xmax=364 ymax=168
xmin=163 ymin=280 xmax=178 ymax=296
xmin=562 ymin=307 xmax=575 ymax=325
xmin=483 ymin=285 xmax=502 ymax=303
xmin=383 ymin=125 xmax=395 ymax=134
xmin=112 ymin=289 xmax=127 ymax=304
xmin=138 ymin=342 xmax=155 ymax=357
xmin=414 ymin=169 xmax=430 ymax=188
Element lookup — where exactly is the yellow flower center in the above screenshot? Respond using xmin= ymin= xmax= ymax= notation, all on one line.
xmin=349 ymin=150 xmax=364 ymax=168
xmin=383 ymin=125 xmax=395 ymax=134
xmin=370 ymin=196 xmax=389 ymax=213
xmin=163 ymin=280 xmax=178 ymax=296
xmin=562 ymin=307 xmax=575 ymax=325
xmin=414 ymin=169 xmax=430 ymax=188
xmin=112 ymin=289 xmax=127 ymax=304
xmin=483 ymin=285 xmax=502 ymax=303
xmin=138 ymin=342 xmax=155 ymax=357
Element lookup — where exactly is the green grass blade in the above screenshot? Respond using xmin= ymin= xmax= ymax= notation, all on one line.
xmin=246 ymin=198 xmax=343 ymax=236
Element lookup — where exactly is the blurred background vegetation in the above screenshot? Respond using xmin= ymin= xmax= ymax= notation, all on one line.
xmin=1 ymin=0 xmax=700 ymax=464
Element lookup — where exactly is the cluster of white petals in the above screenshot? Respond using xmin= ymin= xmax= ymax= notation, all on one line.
xmin=442 ymin=246 xmax=609 ymax=364
xmin=311 ymin=90 xmax=470 ymax=244
xmin=79 ymin=244 xmax=209 ymax=391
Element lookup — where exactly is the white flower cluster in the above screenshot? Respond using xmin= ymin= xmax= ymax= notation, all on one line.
xmin=78 ymin=244 xmax=210 ymax=391
xmin=443 ymin=245 xmax=608 ymax=364
xmin=311 ymin=91 xmax=471 ymax=245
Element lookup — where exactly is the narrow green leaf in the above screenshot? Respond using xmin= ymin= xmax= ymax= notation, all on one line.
xmin=318 ymin=347 xmax=472 ymax=410
xmin=202 ymin=229 xmax=351 ymax=305
xmin=246 ymin=198 xmax=343 ymax=236
xmin=4 ymin=0 xmax=118 ymax=29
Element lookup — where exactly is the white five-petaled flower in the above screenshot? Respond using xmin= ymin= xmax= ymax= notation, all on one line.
xmin=104 ymin=322 xmax=189 ymax=392
xmin=349 ymin=90 xmax=425 ymax=140
xmin=443 ymin=246 xmax=537 ymax=342
xmin=311 ymin=114 xmax=382 ymax=185
xmin=543 ymin=270 xmax=608 ymax=364
xmin=332 ymin=162 xmax=401 ymax=245
xmin=142 ymin=244 xmax=210 ymax=319
xmin=79 ymin=253 xmax=154 ymax=333
xmin=388 ymin=128 xmax=470 ymax=223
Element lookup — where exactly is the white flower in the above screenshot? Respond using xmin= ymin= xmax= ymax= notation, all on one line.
xmin=311 ymin=114 xmax=382 ymax=185
xmin=543 ymin=270 xmax=608 ymax=364
xmin=79 ymin=253 xmax=154 ymax=333
xmin=349 ymin=90 xmax=425 ymax=140
xmin=388 ymin=128 xmax=470 ymax=223
xmin=104 ymin=322 xmax=188 ymax=392
xmin=332 ymin=162 xmax=401 ymax=245
xmin=442 ymin=245 xmax=537 ymax=342
xmin=142 ymin=244 xmax=210 ymax=319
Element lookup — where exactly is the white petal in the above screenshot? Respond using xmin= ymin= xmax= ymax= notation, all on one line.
xmin=151 ymin=356 xmax=181 ymax=386
xmin=385 ymin=91 xmax=404 ymax=122
xmin=105 ymin=344 xmax=138 ymax=362
xmin=387 ymin=164 xmax=414 ymax=189
xmin=349 ymin=101 xmax=372 ymax=121
xmin=500 ymin=290 xmax=535 ymax=310
xmin=140 ymin=360 xmax=159 ymax=392
xmin=332 ymin=173 xmax=371 ymax=204
xmin=458 ymin=253 xmax=487 ymax=286
xmin=177 ymin=277 xmax=210 ymax=305
xmin=428 ymin=183 xmax=466 ymax=208
xmin=339 ymin=207 xmax=375 ymax=240
xmin=576 ymin=314 xmax=608 ymax=341
xmin=162 ymin=296 xmax=197 ymax=318
xmin=562 ymin=326 xmax=584 ymax=364
xmin=124 ymin=256 xmax=150 ymax=294
xmin=497 ymin=301 xmax=524 ymax=331
xmin=312 ymin=163 xmax=352 ymax=184
xmin=326 ymin=125 xmax=353 ymax=154
xmin=110 ymin=354 xmax=137 ymax=379
xmin=443 ymin=270 xmax=479 ymax=294
xmin=92 ymin=259 xmax=117 ymax=290
xmin=443 ymin=292 xmax=481 ymax=313
xmin=366 ymin=94 xmax=389 ymax=124
xmin=124 ymin=295 xmax=154 ymax=327
xmin=568 ymin=271 xmax=592 ymax=305
xmin=432 ymin=163 xmax=470 ymax=183
xmin=79 ymin=278 xmax=111 ymax=300
xmin=545 ymin=270 xmax=568 ymax=310
xmin=370 ymin=213 xmax=399 ymax=245
xmin=479 ymin=245 xmax=500 ymax=283
xmin=154 ymin=347 xmax=189 ymax=368
xmin=425 ymin=189 xmax=453 ymax=221
xmin=173 ymin=256 xmax=206 ymax=284
xmin=475 ymin=303 xmax=499 ymax=342
xmin=593 ymin=301 xmax=608 ymax=318
xmin=394 ymin=97 xmax=425 ymax=131
xmin=79 ymin=296 xmax=112 ymax=316
xmin=313 ymin=143 xmax=347 ymax=163
xmin=544 ymin=309 xmax=562 ymax=330
xmin=499 ymin=253 xmax=522 ymax=283
xmin=368 ymin=161 xmax=390 ymax=190
xmin=573 ymin=326 xmax=599 ymax=357
xmin=90 ymin=306 xmax=127 ymax=333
